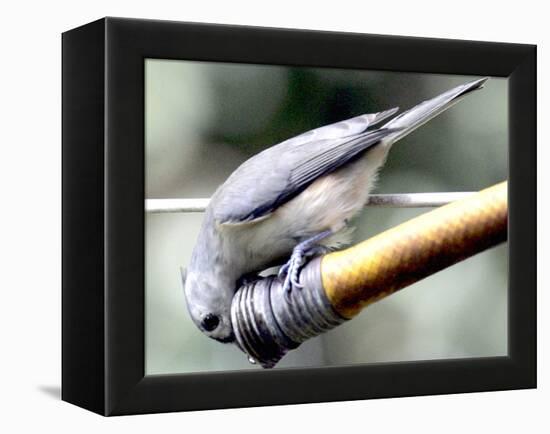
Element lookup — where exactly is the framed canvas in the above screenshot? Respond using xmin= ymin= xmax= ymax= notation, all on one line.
xmin=62 ymin=17 xmax=536 ymax=415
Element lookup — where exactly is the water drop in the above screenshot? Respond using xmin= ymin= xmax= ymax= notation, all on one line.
xmin=248 ymin=356 xmax=257 ymax=365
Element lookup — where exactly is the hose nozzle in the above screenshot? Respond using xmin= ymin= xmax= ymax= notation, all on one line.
xmin=230 ymin=259 xmax=346 ymax=368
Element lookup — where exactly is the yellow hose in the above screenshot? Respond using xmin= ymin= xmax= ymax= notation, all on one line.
xmin=321 ymin=181 xmax=508 ymax=318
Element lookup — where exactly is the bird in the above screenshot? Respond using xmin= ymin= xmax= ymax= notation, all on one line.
xmin=182 ymin=77 xmax=488 ymax=343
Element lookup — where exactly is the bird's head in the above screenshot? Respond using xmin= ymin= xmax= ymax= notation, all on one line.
xmin=182 ymin=268 xmax=235 ymax=343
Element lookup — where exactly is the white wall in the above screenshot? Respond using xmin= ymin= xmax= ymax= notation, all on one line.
xmin=1 ymin=1 xmax=546 ymax=432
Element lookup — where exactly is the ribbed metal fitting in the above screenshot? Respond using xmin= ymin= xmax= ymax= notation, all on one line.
xmin=230 ymin=258 xmax=347 ymax=368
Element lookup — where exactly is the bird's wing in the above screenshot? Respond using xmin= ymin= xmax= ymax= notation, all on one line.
xmin=213 ymin=77 xmax=488 ymax=226
xmin=213 ymin=114 xmax=400 ymax=225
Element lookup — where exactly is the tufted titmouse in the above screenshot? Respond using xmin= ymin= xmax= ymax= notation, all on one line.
xmin=182 ymin=77 xmax=488 ymax=343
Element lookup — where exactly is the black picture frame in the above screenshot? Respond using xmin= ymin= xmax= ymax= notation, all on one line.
xmin=62 ymin=17 xmax=536 ymax=416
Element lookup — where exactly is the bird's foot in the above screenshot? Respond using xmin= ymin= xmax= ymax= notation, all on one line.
xmin=279 ymin=249 xmax=306 ymax=293
xmin=278 ymin=230 xmax=333 ymax=299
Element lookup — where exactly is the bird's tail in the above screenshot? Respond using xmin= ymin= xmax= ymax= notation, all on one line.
xmin=382 ymin=77 xmax=489 ymax=143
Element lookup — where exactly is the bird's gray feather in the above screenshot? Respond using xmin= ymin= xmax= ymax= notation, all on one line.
xmin=382 ymin=77 xmax=488 ymax=142
xmin=212 ymin=109 xmax=399 ymax=224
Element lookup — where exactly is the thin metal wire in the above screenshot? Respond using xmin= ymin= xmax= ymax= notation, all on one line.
xmin=145 ymin=192 xmax=475 ymax=213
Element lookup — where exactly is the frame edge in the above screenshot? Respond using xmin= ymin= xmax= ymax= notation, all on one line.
xmin=62 ymin=18 xmax=107 ymax=415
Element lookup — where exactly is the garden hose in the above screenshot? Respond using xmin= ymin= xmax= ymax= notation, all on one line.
xmin=231 ymin=181 xmax=508 ymax=368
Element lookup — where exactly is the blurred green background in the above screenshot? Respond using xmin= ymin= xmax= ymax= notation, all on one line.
xmin=145 ymin=59 xmax=508 ymax=375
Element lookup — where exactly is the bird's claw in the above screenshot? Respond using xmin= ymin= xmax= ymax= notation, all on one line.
xmin=278 ymin=230 xmax=335 ymax=301
xmin=279 ymin=248 xmax=306 ymax=297
xmin=277 ymin=263 xmax=289 ymax=279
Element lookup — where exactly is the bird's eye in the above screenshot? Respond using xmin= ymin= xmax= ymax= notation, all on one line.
xmin=201 ymin=313 xmax=220 ymax=332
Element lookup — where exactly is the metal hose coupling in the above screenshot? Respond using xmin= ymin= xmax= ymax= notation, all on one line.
xmin=230 ymin=258 xmax=347 ymax=368
xmin=231 ymin=181 xmax=508 ymax=368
